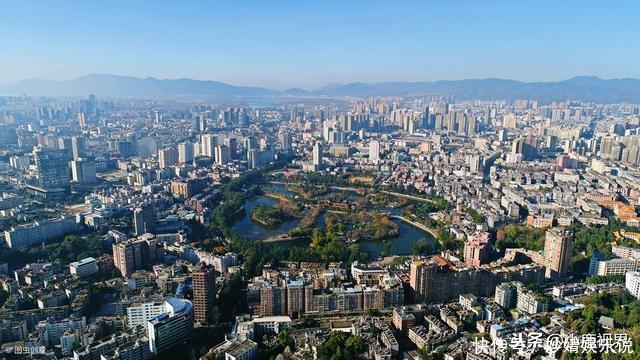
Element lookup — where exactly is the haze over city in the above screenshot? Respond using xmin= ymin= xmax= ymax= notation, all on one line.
xmin=1 ymin=0 xmax=639 ymax=88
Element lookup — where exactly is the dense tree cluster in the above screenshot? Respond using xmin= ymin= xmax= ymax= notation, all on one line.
xmin=495 ymin=224 xmax=546 ymax=252
xmin=316 ymin=331 xmax=367 ymax=360
xmin=251 ymin=205 xmax=286 ymax=228
xmin=0 ymin=234 xmax=109 ymax=267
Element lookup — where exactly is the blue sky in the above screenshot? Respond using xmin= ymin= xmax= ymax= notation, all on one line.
xmin=0 ymin=0 xmax=638 ymax=89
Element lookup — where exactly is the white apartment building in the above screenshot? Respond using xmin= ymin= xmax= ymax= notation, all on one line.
xmin=69 ymin=257 xmax=98 ymax=278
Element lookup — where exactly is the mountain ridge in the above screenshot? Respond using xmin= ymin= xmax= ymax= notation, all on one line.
xmin=1 ymin=74 xmax=640 ymax=103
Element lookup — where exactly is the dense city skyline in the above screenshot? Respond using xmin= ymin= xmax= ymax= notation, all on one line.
xmin=1 ymin=0 xmax=639 ymax=88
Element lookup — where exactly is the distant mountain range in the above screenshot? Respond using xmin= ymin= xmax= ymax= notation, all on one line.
xmin=1 ymin=74 xmax=640 ymax=103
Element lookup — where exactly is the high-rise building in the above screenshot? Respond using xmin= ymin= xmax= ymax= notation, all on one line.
xmin=215 ymin=144 xmax=231 ymax=165
xmin=227 ymin=137 xmax=238 ymax=159
xmin=200 ymin=134 xmax=218 ymax=158
xmin=136 ymin=137 xmax=158 ymax=159
xmin=133 ymin=206 xmax=156 ymax=236
xmin=112 ymin=237 xmax=161 ymax=277
xmin=197 ymin=115 xmax=207 ymax=134
xmin=9 ymin=155 xmax=30 ymax=170
xmin=544 ymin=227 xmax=573 ymax=280
xmin=503 ymin=114 xmax=517 ymax=129
xmin=34 ymin=147 xmax=70 ymax=190
xmin=369 ymin=140 xmax=380 ymax=163
xmin=0 ymin=124 xmax=18 ymax=146
xmin=279 ymin=131 xmax=291 ymax=150
xmin=260 ymin=285 xmax=286 ymax=316
xmin=192 ymin=264 xmax=216 ymax=323
xmin=409 ymin=256 xmax=544 ymax=304
xmin=312 ymin=143 xmax=322 ymax=170
xmin=147 ymin=298 xmax=194 ymax=355
xmin=112 ymin=240 xmax=146 ymax=277
xmin=463 ymin=232 xmax=491 ymax=267
xmin=57 ymin=137 xmax=73 ymax=159
xmin=511 ymin=136 xmax=538 ymax=161
xmin=71 ymin=158 xmax=97 ymax=184
xmin=177 ymin=142 xmax=194 ymax=164
xmin=244 ymin=136 xmax=257 ymax=151
xmin=286 ymin=280 xmax=305 ymax=317
xmin=71 ymin=136 xmax=85 ymax=160
xmin=158 ymin=147 xmax=178 ymax=169
xmin=77 ymin=112 xmax=87 ymax=128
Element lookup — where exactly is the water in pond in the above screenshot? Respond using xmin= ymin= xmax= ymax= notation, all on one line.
xmin=232 ymin=189 xmax=436 ymax=258
xmin=231 ymin=196 xmax=301 ymax=240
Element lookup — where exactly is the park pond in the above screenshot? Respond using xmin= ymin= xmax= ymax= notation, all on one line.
xmin=231 ymin=183 xmax=436 ymax=258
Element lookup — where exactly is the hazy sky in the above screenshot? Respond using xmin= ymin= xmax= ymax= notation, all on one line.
xmin=0 ymin=0 xmax=638 ymax=89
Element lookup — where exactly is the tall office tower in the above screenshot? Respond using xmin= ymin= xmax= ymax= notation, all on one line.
xmin=77 ymin=112 xmax=87 ymax=128
xmin=279 ymin=131 xmax=291 ymax=150
xmin=177 ymin=142 xmax=194 ymax=163
xmin=214 ymin=144 xmax=230 ymax=165
xmin=599 ymin=136 xmax=614 ymax=158
xmin=467 ymin=116 xmax=477 ymax=135
xmin=422 ymin=107 xmax=430 ymax=128
xmin=625 ymin=146 xmax=640 ymax=165
xmin=71 ymin=136 xmax=85 ymax=160
xmin=154 ymin=111 xmax=160 ymax=123
xmin=369 ymin=140 xmax=380 ymax=162
xmin=247 ymin=149 xmax=258 ymax=169
xmin=136 ymin=137 xmax=158 ymax=159
xmin=133 ymin=206 xmax=156 ymax=236
xmin=118 ymin=139 xmax=136 ymax=158
xmin=0 ymin=124 xmax=17 ymax=146
xmin=512 ymin=136 xmax=538 ymax=161
xmin=42 ymin=134 xmax=58 ymax=149
xmin=192 ymin=264 xmax=216 ymax=323
xmin=57 ymin=137 xmax=73 ymax=159
xmin=458 ymin=114 xmax=469 ymax=135
xmin=158 ymin=147 xmax=178 ymax=169
xmin=503 ymin=114 xmax=517 ymax=129
xmin=610 ymin=143 xmax=624 ymax=161
xmin=467 ymin=154 xmax=483 ymax=174
xmin=227 ymin=137 xmax=238 ymax=159
xmin=444 ymin=113 xmax=455 ymax=131
xmin=198 ymin=115 xmax=207 ymax=134
xmin=499 ymin=129 xmax=508 ymax=142
xmin=544 ymin=227 xmax=573 ymax=280
xmin=223 ymin=108 xmax=247 ymax=127
xmin=147 ymin=298 xmax=194 ymax=355
xmin=408 ymin=118 xmax=416 ymax=134
xmin=434 ymin=114 xmax=444 ymax=130
xmin=71 ymin=158 xmax=97 ymax=184
xmin=200 ymin=134 xmax=218 ymax=158
xmin=34 ymin=147 xmax=70 ymax=190
xmin=312 ymin=143 xmax=323 ymax=169
xmin=244 ymin=136 xmax=257 ymax=151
